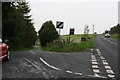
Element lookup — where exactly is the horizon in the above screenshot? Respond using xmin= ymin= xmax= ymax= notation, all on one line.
xmin=28 ymin=0 xmax=119 ymax=35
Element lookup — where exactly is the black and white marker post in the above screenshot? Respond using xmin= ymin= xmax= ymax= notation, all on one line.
xmin=56 ymin=21 xmax=64 ymax=36
xmin=69 ymin=28 xmax=75 ymax=43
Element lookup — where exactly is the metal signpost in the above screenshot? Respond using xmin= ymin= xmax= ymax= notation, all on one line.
xmin=118 ymin=1 xmax=120 ymax=24
xmin=70 ymin=28 xmax=75 ymax=35
xmin=69 ymin=28 xmax=75 ymax=43
xmin=56 ymin=21 xmax=64 ymax=35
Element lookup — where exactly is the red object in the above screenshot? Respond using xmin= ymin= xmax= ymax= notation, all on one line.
xmin=0 ymin=42 xmax=9 ymax=60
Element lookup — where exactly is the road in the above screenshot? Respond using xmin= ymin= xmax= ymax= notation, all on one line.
xmin=94 ymin=34 xmax=118 ymax=78
xmin=2 ymin=34 xmax=118 ymax=80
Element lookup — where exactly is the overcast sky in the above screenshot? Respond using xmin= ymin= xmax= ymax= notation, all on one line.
xmin=28 ymin=0 xmax=119 ymax=35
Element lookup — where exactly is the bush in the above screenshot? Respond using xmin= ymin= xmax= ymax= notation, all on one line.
xmin=42 ymin=37 xmax=95 ymax=52
xmin=38 ymin=21 xmax=59 ymax=47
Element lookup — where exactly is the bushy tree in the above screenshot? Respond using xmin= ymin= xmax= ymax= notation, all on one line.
xmin=109 ymin=24 xmax=120 ymax=35
xmin=2 ymin=2 xmax=37 ymax=50
xmin=84 ymin=25 xmax=90 ymax=34
xmin=38 ymin=21 xmax=58 ymax=47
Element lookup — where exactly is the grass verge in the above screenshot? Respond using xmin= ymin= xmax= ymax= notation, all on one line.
xmin=110 ymin=34 xmax=120 ymax=40
xmin=42 ymin=36 xmax=95 ymax=52
xmin=10 ymin=47 xmax=33 ymax=52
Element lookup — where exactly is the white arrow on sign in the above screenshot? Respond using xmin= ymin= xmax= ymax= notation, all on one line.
xmin=56 ymin=21 xmax=63 ymax=29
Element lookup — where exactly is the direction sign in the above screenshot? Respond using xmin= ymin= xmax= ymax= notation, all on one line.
xmin=56 ymin=21 xmax=64 ymax=29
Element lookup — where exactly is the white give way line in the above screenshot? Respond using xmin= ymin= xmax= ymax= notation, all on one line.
xmin=29 ymin=50 xmax=83 ymax=76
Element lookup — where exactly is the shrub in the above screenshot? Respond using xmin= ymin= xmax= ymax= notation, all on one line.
xmin=38 ymin=21 xmax=59 ymax=47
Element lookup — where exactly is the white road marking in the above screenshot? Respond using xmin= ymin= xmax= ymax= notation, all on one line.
xmin=104 ymin=37 xmax=117 ymax=45
xmin=29 ymin=51 xmax=83 ymax=76
xmin=102 ymin=60 xmax=107 ymax=62
xmin=91 ymin=52 xmax=101 ymax=75
xmin=66 ymin=71 xmax=83 ymax=76
xmin=104 ymin=66 xmax=111 ymax=69
xmin=92 ymin=55 xmax=96 ymax=60
xmin=92 ymin=62 xmax=98 ymax=65
xmin=29 ymin=50 xmax=36 ymax=54
xmin=94 ymin=73 xmax=107 ymax=78
xmin=103 ymin=62 xmax=109 ymax=65
xmin=96 ymin=49 xmax=103 ymax=57
xmin=96 ymin=49 xmax=100 ymax=52
xmin=40 ymin=58 xmax=61 ymax=71
xmin=106 ymin=70 xmax=115 ymax=74
xmin=74 ymin=72 xmax=82 ymax=76
xmin=100 ymin=56 xmax=105 ymax=60
xmin=96 ymin=49 xmax=116 ymax=78
xmin=92 ymin=60 xmax=97 ymax=62
xmin=66 ymin=71 xmax=73 ymax=74
xmin=24 ymin=58 xmax=42 ymax=71
xmin=88 ymin=74 xmax=107 ymax=78
xmin=93 ymin=69 xmax=100 ymax=73
xmin=92 ymin=65 xmax=99 ymax=68
xmin=91 ymin=49 xmax=93 ymax=51
xmin=108 ymin=74 xmax=115 ymax=78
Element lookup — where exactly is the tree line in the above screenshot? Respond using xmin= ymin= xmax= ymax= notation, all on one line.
xmin=2 ymin=2 xmax=37 ymax=50
xmin=109 ymin=24 xmax=120 ymax=35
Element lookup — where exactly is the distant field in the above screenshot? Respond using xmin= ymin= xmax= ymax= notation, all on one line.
xmin=110 ymin=34 xmax=120 ymax=40
xmin=42 ymin=34 xmax=95 ymax=52
xmin=61 ymin=34 xmax=83 ymax=43
xmin=61 ymin=34 xmax=94 ymax=43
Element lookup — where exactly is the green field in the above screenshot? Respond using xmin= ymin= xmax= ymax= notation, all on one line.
xmin=111 ymin=34 xmax=120 ymax=40
xmin=42 ymin=34 xmax=95 ymax=52
xmin=61 ymin=34 xmax=84 ymax=43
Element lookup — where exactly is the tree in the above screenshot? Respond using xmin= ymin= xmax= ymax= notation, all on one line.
xmin=84 ymin=25 xmax=90 ymax=34
xmin=2 ymin=2 xmax=37 ymax=50
xmin=38 ymin=21 xmax=58 ymax=47
xmin=16 ymin=2 xmax=37 ymax=47
xmin=109 ymin=24 xmax=120 ymax=35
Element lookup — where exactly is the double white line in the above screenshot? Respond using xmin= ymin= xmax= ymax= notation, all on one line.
xmin=96 ymin=49 xmax=115 ymax=78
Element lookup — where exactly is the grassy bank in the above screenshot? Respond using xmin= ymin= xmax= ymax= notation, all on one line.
xmin=42 ymin=34 xmax=95 ymax=52
xmin=10 ymin=47 xmax=33 ymax=52
xmin=110 ymin=34 xmax=120 ymax=40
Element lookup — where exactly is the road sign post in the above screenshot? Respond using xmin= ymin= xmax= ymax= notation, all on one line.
xmin=69 ymin=28 xmax=75 ymax=43
xmin=56 ymin=21 xmax=64 ymax=35
xmin=70 ymin=28 xmax=75 ymax=35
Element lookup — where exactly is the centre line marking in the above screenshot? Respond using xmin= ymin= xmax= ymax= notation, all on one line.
xmin=108 ymin=74 xmax=115 ymax=78
xmin=104 ymin=66 xmax=111 ymax=69
xmin=100 ymin=56 xmax=105 ymax=60
xmin=106 ymin=70 xmax=114 ymax=74
xmin=92 ymin=65 xmax=99 ymax=68
xmin=96 ymin=49 xmax=116 ymax=78
xmin=92 ymin=62 xmax=98 ymax=65
xmin=92 ymin=60 xmax=97 ymax=62
xmin=103 ymin=62 xmax=109 ymax=65
xmin=93 ymin=69 xmax=100 ymax=73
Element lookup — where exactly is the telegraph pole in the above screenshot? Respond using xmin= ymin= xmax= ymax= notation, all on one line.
xmin=92 ymin=25 xmax=95 ymax=34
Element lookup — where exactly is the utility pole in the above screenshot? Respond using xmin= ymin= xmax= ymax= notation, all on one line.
xmin=118 ymin=1 xmax=120 ymax=24
xmin=92 ymin=25 xmax=95 ymax=34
